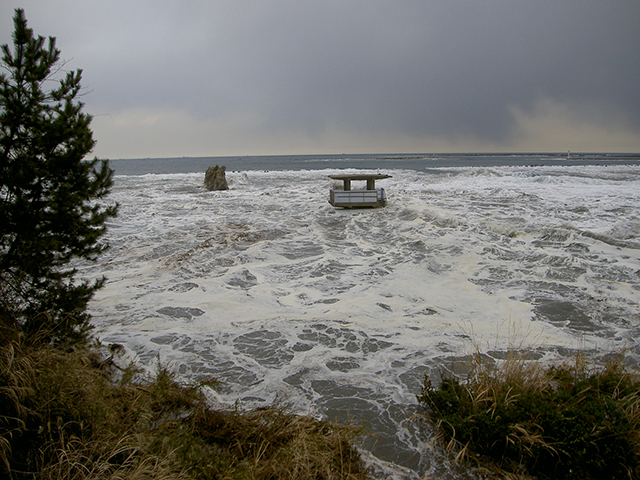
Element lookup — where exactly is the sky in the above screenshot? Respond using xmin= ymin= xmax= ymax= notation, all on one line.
xmin=1 ymin=1 xmax=639 ymax=159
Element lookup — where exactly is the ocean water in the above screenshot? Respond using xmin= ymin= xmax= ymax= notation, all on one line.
xmin=107 ymin=152 xmax=640 ymax=175
xmin=83 ymin=154 xmax=640 ymax=479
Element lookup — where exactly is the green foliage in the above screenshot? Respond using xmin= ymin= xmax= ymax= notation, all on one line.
xmin=0 ymin=337 xmax=369 ymax=480
xmin=418 ymin=354 xmax=640 ymax=479
xmin=0 ymin=9 xmax=117 ymax=343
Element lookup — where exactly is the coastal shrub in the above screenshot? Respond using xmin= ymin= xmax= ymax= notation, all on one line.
xmin=418 ymin=353 xmax=640 ymax=480
xmin=0 ymin=335 xmax=369 ymax=480
xmin=0 ymin=9 xmax=117 ymax=343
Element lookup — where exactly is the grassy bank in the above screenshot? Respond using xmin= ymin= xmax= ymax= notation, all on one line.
xmin=8 ymin=321 xmax=640 ymax=480
xmin=0 ymin=330 xmax=369 ymax=480
xmin=419 ymin=351 xmax=640 ymax=479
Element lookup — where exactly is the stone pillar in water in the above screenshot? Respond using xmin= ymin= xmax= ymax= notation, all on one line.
xmin=204 ymin=165 xmax=229 ymax=191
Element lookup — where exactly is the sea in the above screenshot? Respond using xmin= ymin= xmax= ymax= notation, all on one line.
xmin=82 ymin=152 xmax=640 ymax=479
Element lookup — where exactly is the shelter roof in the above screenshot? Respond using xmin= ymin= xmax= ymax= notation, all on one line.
xmin=328 ymin=174 xmax=392 ymax=180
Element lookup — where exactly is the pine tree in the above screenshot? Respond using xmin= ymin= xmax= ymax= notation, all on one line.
xmin=0 ymin=9 xmax=117 ymax=342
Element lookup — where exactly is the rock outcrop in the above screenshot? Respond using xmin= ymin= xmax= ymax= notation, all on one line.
xmin=204 ymin=165 xmax=228 ymax=191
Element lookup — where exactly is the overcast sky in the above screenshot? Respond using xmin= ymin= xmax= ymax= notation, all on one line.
xmin=2 ymin=1 xmax=639 ymax=158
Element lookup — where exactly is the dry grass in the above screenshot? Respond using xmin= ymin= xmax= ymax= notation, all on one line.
xmin=189 ymin=406 xmax=364 ymax=480
xmin=0 ymin=335 xmax=370 ymax=480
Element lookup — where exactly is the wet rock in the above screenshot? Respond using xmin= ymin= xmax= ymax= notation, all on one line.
xmin=204 ymin=165 xmax=228 ymax=191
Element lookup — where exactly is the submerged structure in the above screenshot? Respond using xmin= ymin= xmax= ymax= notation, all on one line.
xmin=328 ymin=173 xmax=392 ymax=208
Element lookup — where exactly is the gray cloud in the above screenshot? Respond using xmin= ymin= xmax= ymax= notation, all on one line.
xmin=1 ymin=1 xmax=639 ymax=156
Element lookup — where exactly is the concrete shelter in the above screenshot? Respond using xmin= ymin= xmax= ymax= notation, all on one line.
xmin=328 ymin=173 xmax=392 ymax=208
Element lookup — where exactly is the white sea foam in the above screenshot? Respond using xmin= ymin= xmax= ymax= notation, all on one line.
xmin=82 ymin=165 xmax=640 ymax=477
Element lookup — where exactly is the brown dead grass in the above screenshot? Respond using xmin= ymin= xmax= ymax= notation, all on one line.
xmin=0 ymin=334 xmax=370 ymax=480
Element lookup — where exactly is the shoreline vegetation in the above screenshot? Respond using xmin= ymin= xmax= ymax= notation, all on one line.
xmin=419 ymin=350 xmax=640 ymax=480
xmin=5 ymin=330 xmax=640 ymax=480
xmin=0 ymin=327 xmax=370 ymax=480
